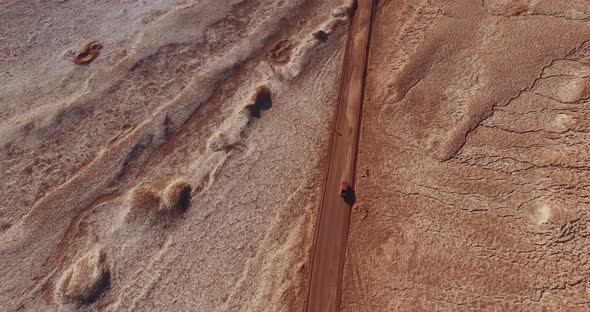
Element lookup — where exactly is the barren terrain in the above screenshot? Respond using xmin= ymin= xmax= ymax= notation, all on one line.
xmin=0 ymin=0 xmax=354 ymax=311
xmin=4 ymin=0 xmax=590 ymax=311
xmin=343 ymin=0 xmax=590 ymax=311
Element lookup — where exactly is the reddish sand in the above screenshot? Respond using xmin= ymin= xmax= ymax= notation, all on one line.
xmin=343 ymin=1 xmax=590 ymax=311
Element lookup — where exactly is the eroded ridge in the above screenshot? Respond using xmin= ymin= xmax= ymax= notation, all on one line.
xmin=0 ymin=1 xmax=353 ymax=311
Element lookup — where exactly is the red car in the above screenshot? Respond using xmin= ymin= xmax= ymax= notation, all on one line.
xmin=340 ymin=181 xmax=356 ymax=206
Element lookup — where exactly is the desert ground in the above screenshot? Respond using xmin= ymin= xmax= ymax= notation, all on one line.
xmin=343 ymin=0 xmax=590 ymax=311
xmin=2 ymin=0 xmax=590 ymax=311
xmin=1 ymin=0 xmax=352 ymax=311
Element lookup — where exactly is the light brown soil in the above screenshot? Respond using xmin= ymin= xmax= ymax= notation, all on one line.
xmin=0 ymin=1 xmax=353 ymax=311
xmin=5 ymin=1 xmax=590 ymax=311
xmin=343 ymin=0 xmax=590 ymax=311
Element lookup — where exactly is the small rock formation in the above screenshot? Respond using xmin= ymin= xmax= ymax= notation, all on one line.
xmin=313 ymin=30 xmax=329 ymax=43
xmin=126 ymin=186 xmax=161 ymax=223
xmin=0 ymin=221 xmax=11 ymax=233
xmin=161 ymin=180 xmax=192 ymax=214
xmin=331 ymin=0 xmax=356 ymax=18
xmin=207 ymin=131 xmax=232 ymax=152
xmin=268 ymin=39 xmax=292 ymax=64
xmin=55 ymin=246 xmax=111 ymax=305
xmin=74 ymin=41 xmax=102 ymax=65
xmin=244 ymin=86 xmax=272 ymax=119
xmin=125 ymin=180 xmax=192 ymax=225
xmin=208 ymin=85 xmax=274 ymax=154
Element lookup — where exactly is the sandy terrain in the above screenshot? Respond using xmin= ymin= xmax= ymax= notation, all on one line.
xmin=5 ymin=0 xmax=590 ymax=311
xmin=0 ymin=0 xmax=355 ymax=311
xmin=343 ymin=0 xmax=590 ymax=311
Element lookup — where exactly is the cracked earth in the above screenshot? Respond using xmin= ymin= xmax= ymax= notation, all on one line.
xmin=1 ymin=0 xmax=352 ymax=311
xmin=2 ymin=0 xmax=590 ymax=311
xmin=343 ymin=0 xmax=590 ymax=311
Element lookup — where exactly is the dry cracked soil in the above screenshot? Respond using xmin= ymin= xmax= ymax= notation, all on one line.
xmin=343 ymin=0 xmax=590 ymax=311
xmin=2 ymin=0 xmax=590 ymax=312
xmin=1 ymin=0 xmax=352 ymax=311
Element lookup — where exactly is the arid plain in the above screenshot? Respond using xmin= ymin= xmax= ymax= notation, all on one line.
xmin=2 ymin=1 xmax=590 ymax=312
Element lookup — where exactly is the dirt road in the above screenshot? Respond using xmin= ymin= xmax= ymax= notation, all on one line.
xmin=305 ymin=1 xmax=375 ymax=311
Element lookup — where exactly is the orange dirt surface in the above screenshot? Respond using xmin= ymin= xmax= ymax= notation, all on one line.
xmin=343 ymin=0 xmax=590 ymax=311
